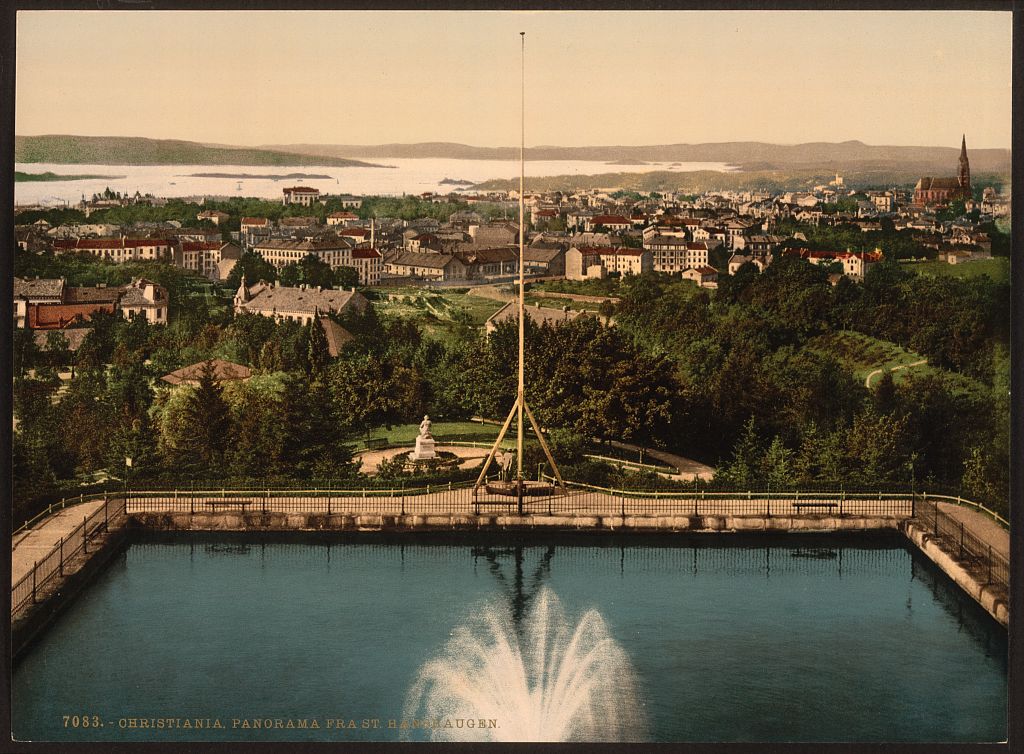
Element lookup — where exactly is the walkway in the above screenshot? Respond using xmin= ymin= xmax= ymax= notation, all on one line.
xmin=864 ymin=359 xmax=927 ymax=388
xmin=606 ymin=440 xmax=715 ymax=481
xmin=935 ymin=501 xmax=1009 ymax=560
xmin=11 ymin=499 xmax=106 ymax=586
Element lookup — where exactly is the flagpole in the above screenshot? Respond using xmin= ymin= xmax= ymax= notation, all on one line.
xmin=516 ymin=31 xmax=526 ymax=492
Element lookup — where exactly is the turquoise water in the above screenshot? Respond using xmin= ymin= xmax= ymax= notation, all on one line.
xmin=12 ymin=532 xmax=1007 ymax=742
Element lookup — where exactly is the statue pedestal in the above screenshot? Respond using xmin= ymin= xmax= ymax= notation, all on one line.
xmin=411 ymin=435 xmax=436 ymax=461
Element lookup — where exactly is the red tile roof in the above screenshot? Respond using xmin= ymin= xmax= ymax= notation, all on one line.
xmin=28 ymin=302 xmax=115 ymax=329
xmin=351 ymin=248 xmax=382 ymax=259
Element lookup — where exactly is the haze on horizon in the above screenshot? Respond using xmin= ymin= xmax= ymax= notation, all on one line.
xmin=16 ymin=10 xmax=1012 ymax=151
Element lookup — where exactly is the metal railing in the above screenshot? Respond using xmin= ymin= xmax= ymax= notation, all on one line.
xmin=11 ymin=496 xmax=127 ymax=617
xmin=117 ymin=481 xmax=916 ymax=519
xmin=913 ymin=497 xmax=1009 ymax=593
xmin=14 ymin=495 xmax=86 ymax=535
xmin=919 ymin=493 xmax=1009 ymax=529
xmin=12 ymin=486 xmax=1007 ymax=619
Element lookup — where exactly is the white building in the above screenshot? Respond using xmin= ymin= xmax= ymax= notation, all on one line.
xmin=565 ymin=246 xmax=652 ymax=280
xmin=644 ymin=235 xmax=711 ymax=273
xmin=180 ymin=241 xmax=242 ymax=281
xmin=350 ymin=248 xmax=384 ymax=286
xmin=52 ymin=237 xmax=174 ymax=262
xmin=282 ymin=186 xmax=321 ymax=206
xmin=119 ymin=278 xmax=169 ymax=325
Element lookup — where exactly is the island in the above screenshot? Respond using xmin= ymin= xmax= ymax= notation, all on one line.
xmin=15 ymin=171 xmax=126 ymax=182
xmin=183 ymin=172 xmax=334 ymax=180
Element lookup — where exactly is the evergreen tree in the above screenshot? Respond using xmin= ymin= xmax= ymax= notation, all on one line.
xmin=761 ymin=436 xmax=794 ymax=489
xmin=171 ymin=361 xmax=232 ymax=476
xmin=305 ymin=317 xmax=330 ymax=376
xmin=873 ymin=370 xmax=897 ymax=414
xmin=718 ymin=417 xmax=764 ymax=487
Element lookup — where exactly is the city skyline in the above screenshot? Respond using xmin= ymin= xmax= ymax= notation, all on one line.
xmin=16 ymin=10 xmax=1013 ymax=150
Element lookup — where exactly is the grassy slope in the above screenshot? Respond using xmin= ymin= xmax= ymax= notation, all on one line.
xmin=366 ymin=288 xmax=506 ymax=339
xmin=523 ymin=294 xmax=603 ymax=312
xmin=806 ymin=331 xmax=926 ymax=383
xmin=900 ymin=258 xmax=1010 ymax=283
xmin=15 ymin=135 xmax=384 ymax=168
xmin=806 ymin=330 xmax=988 ymax=397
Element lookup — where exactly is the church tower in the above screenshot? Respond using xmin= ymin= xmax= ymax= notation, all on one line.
xmin=957 ymin=134 xmax=971 ymax=194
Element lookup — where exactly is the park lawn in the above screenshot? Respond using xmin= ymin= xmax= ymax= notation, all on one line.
xmin=900 ymin=257 xmax=1009 ymax=283
xmin=366 ymin=288 xmax=506 ymax=330
xmin=806 ymin=331 xmax=928 ymax=385
xmin=806 ymin=330 xmax=990 ymax=397
xmin=530 ymin=279 xmax=623 ymax=297
xmin=356 ymin=420 xmax=514 ymax=451
xmin=523 ymin=294 xmax=603 ymax=312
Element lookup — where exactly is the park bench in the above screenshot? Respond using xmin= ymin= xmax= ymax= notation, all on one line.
xmin=793 ymin=501 xmax=839 ymax=513
xmin=203 ymin=499 xmax=253 ymax=512
xmin=365 ymin=438 xmax=389 ymax=450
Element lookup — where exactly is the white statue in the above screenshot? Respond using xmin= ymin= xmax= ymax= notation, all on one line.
xmin=412 ymin=415 xmax=436 ymax=461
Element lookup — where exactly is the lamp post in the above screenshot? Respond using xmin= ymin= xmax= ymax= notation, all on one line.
xmin=124 ymin=456 xmax=132 ymax=506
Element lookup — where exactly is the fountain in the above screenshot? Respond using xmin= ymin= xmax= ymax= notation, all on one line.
xmin=402 ymin=587 xmax=646 ymax=742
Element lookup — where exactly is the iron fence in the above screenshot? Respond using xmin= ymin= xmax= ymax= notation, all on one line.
xmin=11 ymin=496 xmax=127 ymax=617
xmin=118 ymin=481 xmax=916 ymax=519
xmin=914 ymin=497 xmax=1009 ymax=593
xmin=12 ymin=485 xmax=1007 ymax=622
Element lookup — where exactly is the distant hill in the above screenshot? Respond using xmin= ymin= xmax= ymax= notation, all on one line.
xmin=15 ymin=135 xmax=387 ymax=168
xmin=472 ymin=168 xmax=1012 ymax=195
xmin=17 ymin=134 xmax=1009 ymax=180
xmin=260 ymin=139 xmax=1011 ymax=174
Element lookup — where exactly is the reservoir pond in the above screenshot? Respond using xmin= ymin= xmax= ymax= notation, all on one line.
xmin=11 ymin=532 xmax=1007 ymax=742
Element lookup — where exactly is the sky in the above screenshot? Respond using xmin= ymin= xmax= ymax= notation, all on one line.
xmin=15 ymin=10 xmax=1013 ymax=149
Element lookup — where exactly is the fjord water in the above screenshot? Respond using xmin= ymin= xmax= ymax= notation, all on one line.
xmin=14 ymin=158 xmax=735 ymax=205
xmin=12 ymin=534 xmax=1006 ymax=742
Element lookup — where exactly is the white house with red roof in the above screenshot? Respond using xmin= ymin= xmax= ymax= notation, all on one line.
xmin=584 ymin=214 xmax=632 ymax=232
xmin=350 ymin=247 xmax=383 ymax=285
xmin=565 ymin=246 xmax=652 ymax=280
xmin=327 ymin=211 xmax=361 ymax=227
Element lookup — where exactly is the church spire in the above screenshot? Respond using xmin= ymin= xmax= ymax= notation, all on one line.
xmin=958 ymin=133 xmax=970 ymax=191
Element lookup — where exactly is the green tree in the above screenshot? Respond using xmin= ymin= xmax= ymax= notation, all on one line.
xmin=305 ymin=318 xmax=330 ymax=376
xmin=761 ymin=436 xmax=794 ymax=488
xmin=159 ymin=361 xmax=232 ymax=475
xmin=44 ymin=331 xmax=71 ymax=369
xmin=334 ymin=265 xmax=360 ymax=290
xmin=717 ymin=418 xmax=764 ymax=487
xmin=225 ymin=251 xmax=277 ymax=289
